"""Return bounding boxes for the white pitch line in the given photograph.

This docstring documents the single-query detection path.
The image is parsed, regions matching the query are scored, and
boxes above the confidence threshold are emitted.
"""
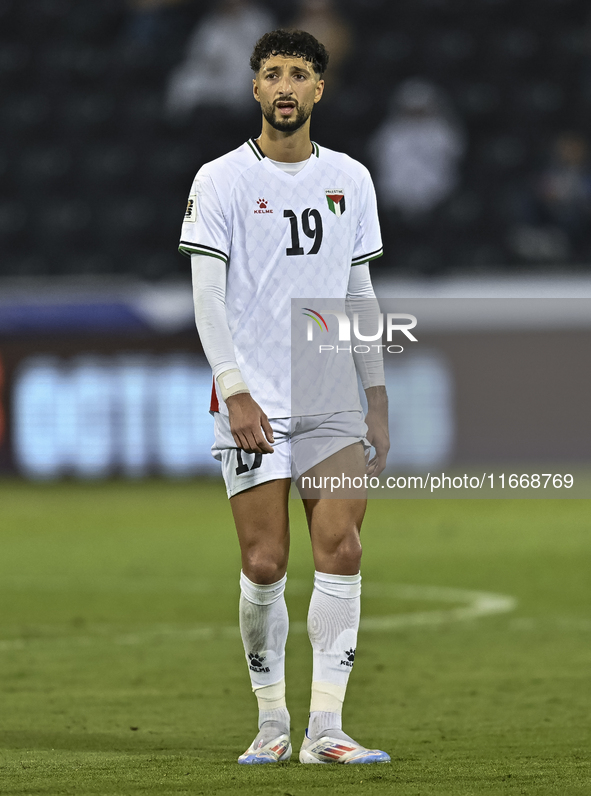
[360,583,517,631]
[0,583,516,651]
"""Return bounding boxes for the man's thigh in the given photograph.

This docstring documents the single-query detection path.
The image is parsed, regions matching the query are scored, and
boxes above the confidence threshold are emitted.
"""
[214,413,292,582]
[230,478,292,583]
[300,443,367,575]
[297,439,368,501]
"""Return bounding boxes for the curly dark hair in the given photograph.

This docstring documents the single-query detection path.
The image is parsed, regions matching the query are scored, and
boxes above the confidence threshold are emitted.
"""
[250,29,329,76]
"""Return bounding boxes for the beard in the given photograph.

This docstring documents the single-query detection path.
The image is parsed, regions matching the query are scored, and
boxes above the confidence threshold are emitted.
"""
[262,100,312,133]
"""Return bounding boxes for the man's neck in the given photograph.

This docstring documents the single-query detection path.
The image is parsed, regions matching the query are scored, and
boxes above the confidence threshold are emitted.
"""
[256,121,313,163]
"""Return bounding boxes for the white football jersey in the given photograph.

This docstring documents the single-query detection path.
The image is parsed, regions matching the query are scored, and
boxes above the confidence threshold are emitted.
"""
[179,138,383,418]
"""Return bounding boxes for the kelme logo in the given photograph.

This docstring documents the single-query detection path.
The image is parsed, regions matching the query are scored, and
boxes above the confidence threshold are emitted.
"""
[255,198,273,214]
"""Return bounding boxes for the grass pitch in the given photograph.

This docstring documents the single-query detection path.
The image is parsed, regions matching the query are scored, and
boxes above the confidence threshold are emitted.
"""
[0,480,589,795]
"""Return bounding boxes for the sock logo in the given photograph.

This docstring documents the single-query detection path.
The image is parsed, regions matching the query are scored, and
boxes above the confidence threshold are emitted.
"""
[340,648,356,667]
[248,652,270,673]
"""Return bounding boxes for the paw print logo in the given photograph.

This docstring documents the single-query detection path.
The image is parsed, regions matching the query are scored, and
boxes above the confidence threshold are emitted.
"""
[257,198,268,209]
[248,652,266,666]
[345,648,355,663]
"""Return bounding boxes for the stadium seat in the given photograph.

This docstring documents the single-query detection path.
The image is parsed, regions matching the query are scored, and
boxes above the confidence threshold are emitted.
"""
[515,81,565,115]
[0,42,32,86]
[39,200,92,241]
[371,32,414,66]
[494,28,539,60]
[131,249,186,279]
[426,29,475,64]
[111,45,167,88]
[62,3,120,39]
[0,201,27,240]
[455,82,501,117]
[81,144,138,190]
[479,135,528,170]
[120,91,163,133]
[40,43,112,82]
[96,197,158,242]
[147,143,202,185]
[8,253,53,277]
[19,0,70,24]
[18,146,72,187]
[442,191,483,228]
[4,93,51,137]
[58,93,116,135]
[454,241,508,269]
[68,251,116,276]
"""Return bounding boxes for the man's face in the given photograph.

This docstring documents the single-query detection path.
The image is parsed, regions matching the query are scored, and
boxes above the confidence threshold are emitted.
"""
[253,55,324,133]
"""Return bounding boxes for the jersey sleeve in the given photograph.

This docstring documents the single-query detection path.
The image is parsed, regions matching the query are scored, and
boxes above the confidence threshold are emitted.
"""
[178,170,230,264]
[351,168,383,266]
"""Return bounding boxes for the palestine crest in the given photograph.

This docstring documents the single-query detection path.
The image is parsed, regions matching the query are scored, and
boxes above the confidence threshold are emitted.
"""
[325,189,346,217]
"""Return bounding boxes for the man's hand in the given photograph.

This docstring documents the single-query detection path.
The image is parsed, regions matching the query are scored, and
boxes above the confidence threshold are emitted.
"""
[225,393,275,454]
[364,385,389,477]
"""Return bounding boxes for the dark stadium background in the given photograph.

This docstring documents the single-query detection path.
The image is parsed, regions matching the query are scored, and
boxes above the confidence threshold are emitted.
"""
[0,0,590,478]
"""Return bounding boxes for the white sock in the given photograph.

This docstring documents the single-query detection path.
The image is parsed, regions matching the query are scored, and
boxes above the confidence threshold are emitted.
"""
[307,570,361,739]
[239,571,290,732]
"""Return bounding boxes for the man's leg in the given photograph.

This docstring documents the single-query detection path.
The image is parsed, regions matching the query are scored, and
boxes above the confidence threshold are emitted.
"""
[231,478,292,763]
[304,466,365,741]
[300,444,390,764]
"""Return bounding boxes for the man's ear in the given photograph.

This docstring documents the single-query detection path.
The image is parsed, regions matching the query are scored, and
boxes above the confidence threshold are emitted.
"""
[314,79,325,104]
[253,78,260,103]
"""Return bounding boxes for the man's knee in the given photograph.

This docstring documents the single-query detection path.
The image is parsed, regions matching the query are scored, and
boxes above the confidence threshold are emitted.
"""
[243,548,288,585]
[337,533,363,569]
[318,530,362,571]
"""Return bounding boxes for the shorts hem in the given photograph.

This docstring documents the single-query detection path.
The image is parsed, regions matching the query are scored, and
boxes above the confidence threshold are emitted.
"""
[226,470,292,499]
[291,437,368,482]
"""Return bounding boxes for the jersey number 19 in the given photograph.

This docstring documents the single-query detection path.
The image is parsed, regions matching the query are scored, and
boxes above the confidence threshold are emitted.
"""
[284,209,323,256]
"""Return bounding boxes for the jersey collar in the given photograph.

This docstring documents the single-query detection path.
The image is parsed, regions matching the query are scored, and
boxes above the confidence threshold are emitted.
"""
[247,138,265,160]
[247,138,320,161]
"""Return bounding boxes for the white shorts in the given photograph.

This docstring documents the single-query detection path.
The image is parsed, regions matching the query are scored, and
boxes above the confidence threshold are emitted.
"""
[212,410,369,498]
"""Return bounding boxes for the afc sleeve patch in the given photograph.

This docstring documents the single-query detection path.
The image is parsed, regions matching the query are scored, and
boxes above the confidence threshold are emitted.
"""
[185,193,197,222]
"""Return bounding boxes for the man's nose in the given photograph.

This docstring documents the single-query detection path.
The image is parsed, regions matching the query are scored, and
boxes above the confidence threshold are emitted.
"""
[277,77,293,95]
